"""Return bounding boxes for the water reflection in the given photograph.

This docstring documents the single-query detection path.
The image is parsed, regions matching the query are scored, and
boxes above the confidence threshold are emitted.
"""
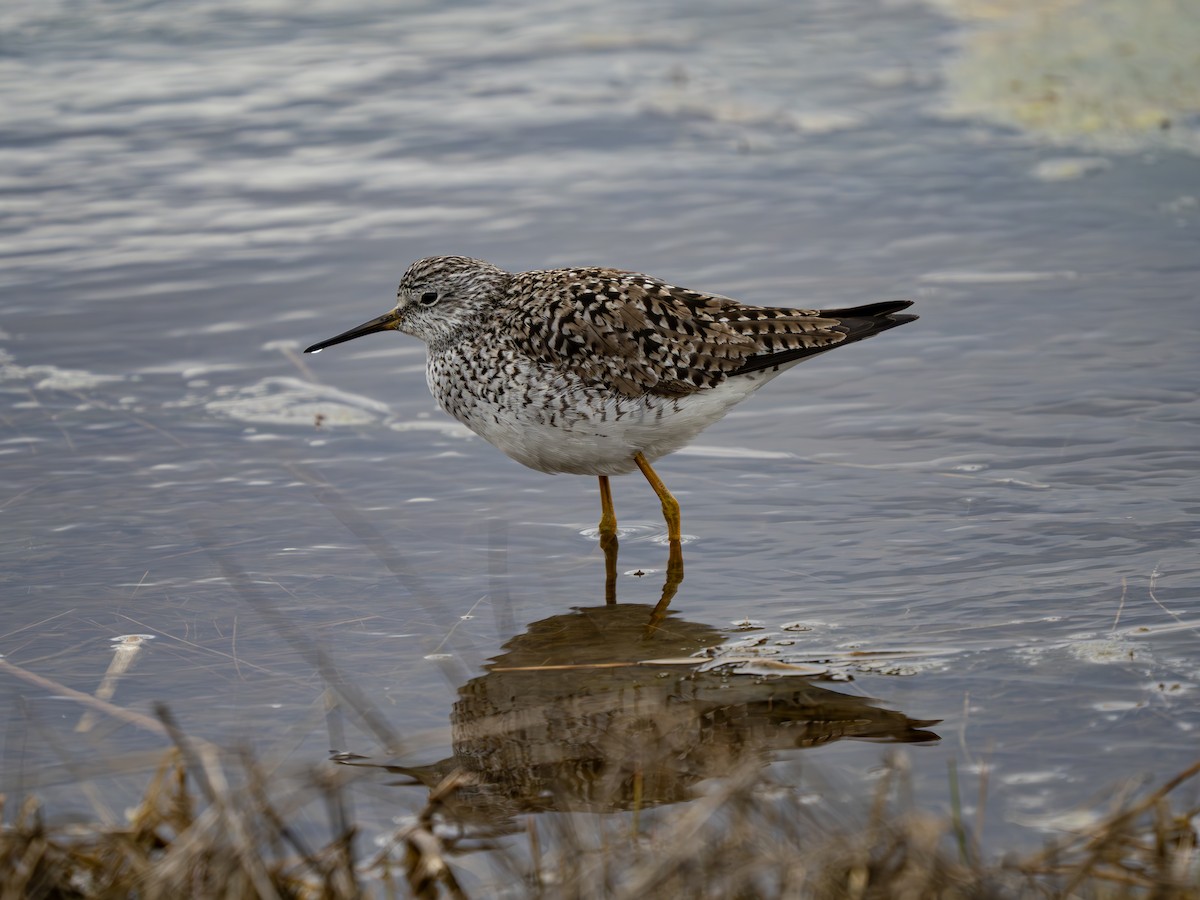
[351,602,938,826]
[599,527,683,613]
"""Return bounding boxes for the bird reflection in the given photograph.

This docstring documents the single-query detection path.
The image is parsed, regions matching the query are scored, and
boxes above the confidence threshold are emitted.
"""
[600,525,682,614]
[353,603,939,827]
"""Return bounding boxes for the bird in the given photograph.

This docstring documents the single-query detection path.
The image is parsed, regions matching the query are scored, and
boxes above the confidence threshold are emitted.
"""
[304,256,916,545]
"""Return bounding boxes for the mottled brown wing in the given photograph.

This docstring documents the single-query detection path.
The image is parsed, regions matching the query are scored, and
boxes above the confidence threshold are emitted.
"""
[501,267,853,399]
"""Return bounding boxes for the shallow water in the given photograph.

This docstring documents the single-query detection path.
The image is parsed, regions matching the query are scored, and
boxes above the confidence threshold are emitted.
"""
[3,0,1199,855]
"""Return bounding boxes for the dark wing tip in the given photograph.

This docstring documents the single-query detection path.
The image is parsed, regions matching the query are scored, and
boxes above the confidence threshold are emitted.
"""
[826,299,916,319]
[731,300,916,376]
[831,300,918,341]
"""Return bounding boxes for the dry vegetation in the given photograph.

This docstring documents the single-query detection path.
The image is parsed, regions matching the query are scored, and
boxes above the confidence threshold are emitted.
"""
[2,725,1197,899]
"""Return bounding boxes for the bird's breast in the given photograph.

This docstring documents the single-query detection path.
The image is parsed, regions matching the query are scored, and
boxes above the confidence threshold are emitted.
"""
[421,346,774,476]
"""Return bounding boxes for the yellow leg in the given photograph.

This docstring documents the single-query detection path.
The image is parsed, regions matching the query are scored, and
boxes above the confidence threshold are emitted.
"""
[597,475,619,604]
[633,452,681,543]
[597,475,617,538]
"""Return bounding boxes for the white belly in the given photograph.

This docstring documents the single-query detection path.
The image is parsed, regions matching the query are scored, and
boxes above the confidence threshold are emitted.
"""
[426,350,782,476]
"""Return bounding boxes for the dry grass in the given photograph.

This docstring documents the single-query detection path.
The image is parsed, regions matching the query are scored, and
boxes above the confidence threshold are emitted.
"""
[2,726,1196,899]
[2,745,360,900]
[500,755,1200,900]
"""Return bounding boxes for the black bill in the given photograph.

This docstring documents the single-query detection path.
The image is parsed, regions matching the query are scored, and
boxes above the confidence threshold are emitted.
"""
[304,310,401,353]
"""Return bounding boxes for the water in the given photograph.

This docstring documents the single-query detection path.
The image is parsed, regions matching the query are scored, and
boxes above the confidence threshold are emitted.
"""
[3,0,1198,855]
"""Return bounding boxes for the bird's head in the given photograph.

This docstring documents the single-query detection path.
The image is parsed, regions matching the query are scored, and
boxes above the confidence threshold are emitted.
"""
[304,256,510,354]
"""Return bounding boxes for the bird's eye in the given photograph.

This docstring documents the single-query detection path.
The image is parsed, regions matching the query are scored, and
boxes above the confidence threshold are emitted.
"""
[420,291,439,306]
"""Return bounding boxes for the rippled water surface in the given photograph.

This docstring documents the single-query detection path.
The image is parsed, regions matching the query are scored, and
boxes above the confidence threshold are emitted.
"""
[3,0,1198,854]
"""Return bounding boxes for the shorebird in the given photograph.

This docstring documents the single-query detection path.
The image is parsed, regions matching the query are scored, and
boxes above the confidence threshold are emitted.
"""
[305,256,916,544]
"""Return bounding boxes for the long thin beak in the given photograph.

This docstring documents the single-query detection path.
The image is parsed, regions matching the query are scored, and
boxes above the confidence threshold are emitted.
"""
[304,310,402,353]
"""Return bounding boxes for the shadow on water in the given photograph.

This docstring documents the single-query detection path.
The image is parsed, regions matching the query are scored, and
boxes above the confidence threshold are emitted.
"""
[343,598,940,828]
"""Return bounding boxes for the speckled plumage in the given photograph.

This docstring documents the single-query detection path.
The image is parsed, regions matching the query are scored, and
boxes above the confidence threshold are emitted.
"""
[305,256,916,534]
